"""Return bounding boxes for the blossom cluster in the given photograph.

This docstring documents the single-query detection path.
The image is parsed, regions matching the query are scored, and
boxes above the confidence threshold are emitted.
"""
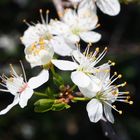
[0,0,133,123]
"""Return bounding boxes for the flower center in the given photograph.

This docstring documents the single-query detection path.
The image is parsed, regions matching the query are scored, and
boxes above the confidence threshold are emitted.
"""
[18,83,28,93]
[30,38,47,55]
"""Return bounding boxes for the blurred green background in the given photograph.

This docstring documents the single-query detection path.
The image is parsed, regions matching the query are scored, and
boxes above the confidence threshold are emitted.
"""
[0,0,140,140]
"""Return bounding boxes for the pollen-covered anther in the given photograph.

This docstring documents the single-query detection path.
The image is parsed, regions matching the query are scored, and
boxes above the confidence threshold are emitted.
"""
[46,10,49,14]
[108,60,115,66]
[39,9,43,14]
[129,101,133,105]
[119,110,123,115]
[118,74,122,79]
[95,47,99,52]
[114,72,117,75]
[104,47,108,51]
[117,82,127,88]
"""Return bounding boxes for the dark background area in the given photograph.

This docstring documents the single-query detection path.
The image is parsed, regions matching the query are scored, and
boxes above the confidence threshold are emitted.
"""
[0,0,140,140]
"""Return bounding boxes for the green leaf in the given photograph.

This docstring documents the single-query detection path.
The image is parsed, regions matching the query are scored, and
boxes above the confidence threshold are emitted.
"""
[52,102,71,111]
[34,99,55,113]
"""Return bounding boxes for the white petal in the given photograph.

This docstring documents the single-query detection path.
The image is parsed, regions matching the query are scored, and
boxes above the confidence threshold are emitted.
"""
[64,33,80,44]
[95,63,110,82]
[86,99,103,123]
[52,60,78,71]
[79,76,101,98]
[28,69,49,89]
[104,104,114,123]
[71,71,90,88]
[80,31,101,43]
[0,95,19,115]
[49,20,69,35]
[63,9,77,25]
[19,87,34,108]
[78,0,96,17]
[6,77,24,95]
[39,50,53,65]
[96,0,120,16]
[51,37,76,56]
[72,50,85,64]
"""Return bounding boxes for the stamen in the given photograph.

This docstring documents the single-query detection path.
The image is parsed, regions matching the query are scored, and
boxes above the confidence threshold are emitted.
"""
[23,19,31,26]
[93,47,107,65]
[39,9,45,24]
[20,60,27,83]
[104,101,122,114]
[46,10,49,24]
[116,82,127,88]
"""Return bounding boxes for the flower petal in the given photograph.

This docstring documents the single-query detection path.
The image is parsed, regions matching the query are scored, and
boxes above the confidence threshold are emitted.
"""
[104,104,114,123]
[52,60,78,71]
[51,37,76,56]
[79,76,101,98]
[28,69,49,89]
[71,71,90,88]
[49,20,69,35]
[63,9,77,25]
[64,33,80,43]
[72,50,85,64]
[78,0,96,18]
[95,63,110,83]
[0,95,19,115]
[80,31,101,43]
[96,0,120,16]
[86,99,103,123]
[19,87,34,108]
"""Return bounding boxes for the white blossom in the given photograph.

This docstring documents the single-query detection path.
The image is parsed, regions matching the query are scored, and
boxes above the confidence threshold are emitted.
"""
[79,66,133,123]
[24,39,54,68]
[21,10,76,56]
[52,47,112,88]
[49,2,101,43]
[70,0,120,16]
[0,63,49,115]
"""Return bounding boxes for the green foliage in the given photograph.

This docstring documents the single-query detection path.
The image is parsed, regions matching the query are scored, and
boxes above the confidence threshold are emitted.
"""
[34,99,71,113]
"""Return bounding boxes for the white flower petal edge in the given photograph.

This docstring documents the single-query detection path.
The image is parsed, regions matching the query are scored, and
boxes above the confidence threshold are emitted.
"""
[0,96,20,115]
[0,65,49,115]
[51,60,78,71]
[86,99,103,123]
[96,0,120,16]
[71,71,91,88]
[104,104,114,123]
[79,31,101,43]
[28,69,49,89]
[19,87,34,108]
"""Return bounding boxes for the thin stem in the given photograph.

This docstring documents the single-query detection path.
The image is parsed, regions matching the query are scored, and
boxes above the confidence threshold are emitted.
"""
[70,84,77,91]
[72,97,91,101]
[34,92,48,97]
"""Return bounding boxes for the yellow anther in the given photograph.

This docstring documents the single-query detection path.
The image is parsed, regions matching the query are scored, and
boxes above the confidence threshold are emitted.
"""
[96,47,99,52]
[119,110,122,115]
[127,96,130,99]
[114,72,117,75]
[46,10,49,14]
[23,19,26,23]
[104,47,108,50]
[124,91,130,94]
[129,101,133,105]
[118,74,122,78]
[111,62,115,66]
[113,105,116,108]
[39,9,43,13]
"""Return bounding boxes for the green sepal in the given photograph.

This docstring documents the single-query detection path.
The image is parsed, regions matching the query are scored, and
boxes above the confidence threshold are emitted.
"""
[34,99,71,113]
[52,102,71,111]
[34,99,55,113]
